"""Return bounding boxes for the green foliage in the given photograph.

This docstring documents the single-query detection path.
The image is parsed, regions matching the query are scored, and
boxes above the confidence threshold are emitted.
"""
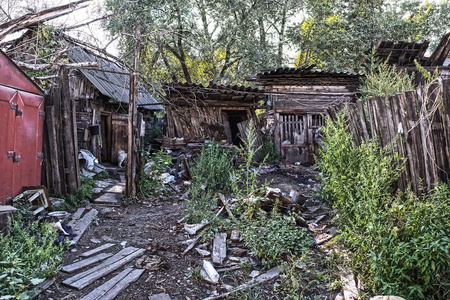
[260,132,282,162]
[240,212,311,268]
[105,0,301,85]
[233,284,264,300]
[191,142,234,192]
[289,0,450,72]
[189,266,204,281]
[138,150,172,198]
[95,170,109,179]
[360,51,415,99]
[232,120,266,198]
[316,108,450,299]
[59,175,96,210]
[183,142,234,224]
[414,59,440,84]
[0,214,64,299]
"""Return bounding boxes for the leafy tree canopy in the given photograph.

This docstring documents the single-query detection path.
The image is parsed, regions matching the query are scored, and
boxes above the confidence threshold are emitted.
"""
[105,0,450,83]
[105,0,303,85]
[289,0,450,72]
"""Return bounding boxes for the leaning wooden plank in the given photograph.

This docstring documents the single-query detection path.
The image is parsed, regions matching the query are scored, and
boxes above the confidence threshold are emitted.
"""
[70,209,99,245]
[80,243,116,258]
[62,252,113,273]
[64,248,145,290]
[80,268,145,300]
[63,247,139,286]
[201,267,280,300]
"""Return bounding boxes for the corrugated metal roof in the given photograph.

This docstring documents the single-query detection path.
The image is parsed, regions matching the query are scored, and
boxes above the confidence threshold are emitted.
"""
[68,46,163,110]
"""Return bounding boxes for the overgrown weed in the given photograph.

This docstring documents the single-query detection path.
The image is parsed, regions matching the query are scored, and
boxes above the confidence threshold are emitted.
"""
[138,149,172,198]
[316,107,450,299]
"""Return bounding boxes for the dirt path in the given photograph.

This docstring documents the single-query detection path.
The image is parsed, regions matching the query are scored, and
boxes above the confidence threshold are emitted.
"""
[37,164,341,300]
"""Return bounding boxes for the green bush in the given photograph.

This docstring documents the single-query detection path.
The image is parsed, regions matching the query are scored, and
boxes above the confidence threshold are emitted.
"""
[59,175,96,210]
[240,212,311,268]
[183,142,234,224]
[316,108,450,299]
[190,142,234,193]
[360,50,414,99]
[0,219,64,299]
[138,149,172,198]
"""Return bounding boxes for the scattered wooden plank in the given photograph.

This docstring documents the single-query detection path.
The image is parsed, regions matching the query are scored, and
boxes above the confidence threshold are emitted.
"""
[182,235,201,256]
[212,233,227,265]
[80,268,145,300]
[63,247,138,286]
[29,279,53,300]
[63,247,145,290]
[62,252,113,273]
[80,243,115,258]
[149,294,171,300]
[68,207,86,224]
[202,267,280,300]
[69,209,98,245]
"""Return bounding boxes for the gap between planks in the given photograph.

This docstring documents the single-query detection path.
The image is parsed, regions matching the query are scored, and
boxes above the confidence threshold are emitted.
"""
[62,247,145,290]
[62,252,113,273]
[80,267,145,300]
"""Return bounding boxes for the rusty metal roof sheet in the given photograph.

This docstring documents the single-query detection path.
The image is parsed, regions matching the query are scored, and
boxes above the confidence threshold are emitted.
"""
[68,46,163,110]
[255,65,363,77]
[163,81,266,102]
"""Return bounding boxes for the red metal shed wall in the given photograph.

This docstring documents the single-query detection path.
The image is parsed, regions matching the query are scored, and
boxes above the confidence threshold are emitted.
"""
[0,52,44,204]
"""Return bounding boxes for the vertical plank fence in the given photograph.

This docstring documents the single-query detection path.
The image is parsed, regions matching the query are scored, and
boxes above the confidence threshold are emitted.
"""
[327,85,450,195]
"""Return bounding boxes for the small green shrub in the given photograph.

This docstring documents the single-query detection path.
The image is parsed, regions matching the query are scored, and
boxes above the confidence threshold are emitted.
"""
[190,142,234,193]
[240,212,311,268]
[184,142,234,224]
[138,149,172,198]
[316,107,450,299]
[0,218,64,298]
[360,49,414,99]
[57,175,95,211]
[261,132,281,162]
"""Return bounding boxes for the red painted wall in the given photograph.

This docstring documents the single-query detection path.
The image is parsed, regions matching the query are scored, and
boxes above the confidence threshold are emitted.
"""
[0,50,44,204]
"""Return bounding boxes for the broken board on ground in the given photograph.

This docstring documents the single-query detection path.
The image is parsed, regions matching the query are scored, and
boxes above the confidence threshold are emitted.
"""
[62,247,145,290]
[80,267,145,300]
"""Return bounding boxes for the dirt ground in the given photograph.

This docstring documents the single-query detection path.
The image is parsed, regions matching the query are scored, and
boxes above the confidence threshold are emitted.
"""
[37,164,339,300]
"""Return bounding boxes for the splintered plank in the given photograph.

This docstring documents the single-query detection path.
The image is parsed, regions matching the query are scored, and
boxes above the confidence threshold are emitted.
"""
[62,252,113,273]
[80,268,145,300]
[69,209,98,245]
[80,243,115,258]
[62,247,145,290]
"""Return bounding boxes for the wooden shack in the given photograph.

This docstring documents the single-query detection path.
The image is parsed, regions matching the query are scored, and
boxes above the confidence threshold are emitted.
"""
[66,45,163,163]
[248,65,364,163]
[162,82,266,146]
[41,44,163,196]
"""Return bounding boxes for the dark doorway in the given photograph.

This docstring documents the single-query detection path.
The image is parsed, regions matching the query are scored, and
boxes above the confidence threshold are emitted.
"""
[224,110,248,145]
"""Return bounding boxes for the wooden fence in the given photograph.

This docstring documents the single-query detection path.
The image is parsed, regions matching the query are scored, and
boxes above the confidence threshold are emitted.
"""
[326,80,450,195]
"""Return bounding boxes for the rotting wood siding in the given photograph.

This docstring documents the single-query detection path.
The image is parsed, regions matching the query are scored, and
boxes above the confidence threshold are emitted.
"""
[163,82,266,144]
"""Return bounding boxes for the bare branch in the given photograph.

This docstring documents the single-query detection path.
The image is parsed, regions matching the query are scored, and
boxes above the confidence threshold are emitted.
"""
[0,0,91,41]
[14,60,98,71]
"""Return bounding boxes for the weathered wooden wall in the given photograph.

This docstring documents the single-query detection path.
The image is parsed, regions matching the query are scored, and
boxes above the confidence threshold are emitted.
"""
[327,84,450,195]
[42,68,80,196]
[166,105,256,143]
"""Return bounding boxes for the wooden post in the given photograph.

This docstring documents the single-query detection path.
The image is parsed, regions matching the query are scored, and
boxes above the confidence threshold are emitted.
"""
[60,67,78,195]
[126,24,141,197]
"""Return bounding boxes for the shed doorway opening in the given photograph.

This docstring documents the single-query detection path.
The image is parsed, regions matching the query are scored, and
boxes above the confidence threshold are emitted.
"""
[223,110,248,146]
